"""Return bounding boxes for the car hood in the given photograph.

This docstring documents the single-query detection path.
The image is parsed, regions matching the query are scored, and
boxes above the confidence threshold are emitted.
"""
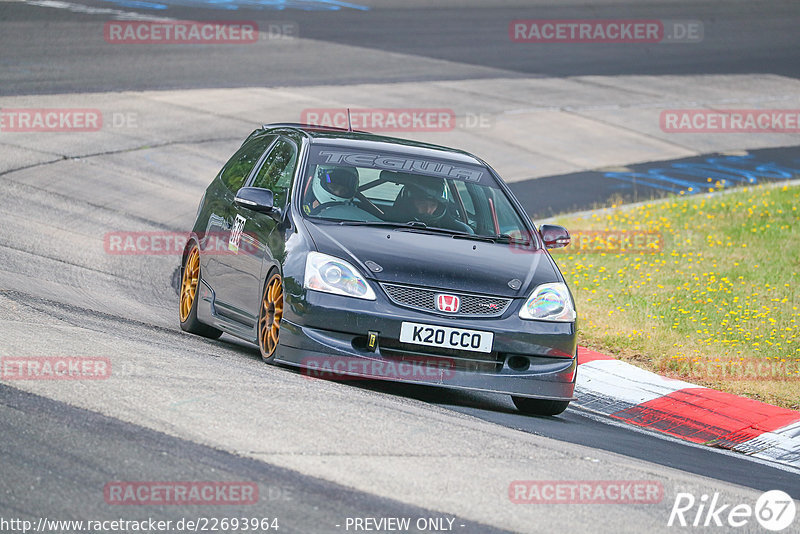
[303,222,559,298]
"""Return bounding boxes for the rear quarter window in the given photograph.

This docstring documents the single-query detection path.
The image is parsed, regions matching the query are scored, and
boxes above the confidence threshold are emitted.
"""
[218,135,275,192]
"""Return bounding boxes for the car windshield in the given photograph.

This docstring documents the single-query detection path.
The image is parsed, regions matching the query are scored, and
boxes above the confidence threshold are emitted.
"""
[300,145,532,243]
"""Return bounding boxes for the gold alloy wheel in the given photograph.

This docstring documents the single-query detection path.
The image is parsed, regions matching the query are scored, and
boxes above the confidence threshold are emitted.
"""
[179,247,200,322]
[259,273,283,359]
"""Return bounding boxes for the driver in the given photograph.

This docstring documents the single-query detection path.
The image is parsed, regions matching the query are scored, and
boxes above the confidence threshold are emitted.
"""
[308,166,358,211]
[403,181,470,233]
[410,189,445,221]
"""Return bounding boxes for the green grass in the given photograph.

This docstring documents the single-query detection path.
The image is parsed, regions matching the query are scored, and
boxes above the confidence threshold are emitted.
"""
[550,182,800,409]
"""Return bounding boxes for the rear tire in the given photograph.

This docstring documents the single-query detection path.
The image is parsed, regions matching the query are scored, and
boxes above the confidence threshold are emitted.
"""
[511,396,570,416]
[258,271,284,363]
[179,244,223,339]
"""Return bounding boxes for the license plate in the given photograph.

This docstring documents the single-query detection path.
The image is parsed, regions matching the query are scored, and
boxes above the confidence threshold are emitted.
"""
[399,322,494,353]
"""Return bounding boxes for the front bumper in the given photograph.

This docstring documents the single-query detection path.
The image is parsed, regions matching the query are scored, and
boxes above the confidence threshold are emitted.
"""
[276,289,577,400]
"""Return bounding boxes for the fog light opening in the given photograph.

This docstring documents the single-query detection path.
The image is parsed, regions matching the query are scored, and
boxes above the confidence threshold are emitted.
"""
[507,355,531,372]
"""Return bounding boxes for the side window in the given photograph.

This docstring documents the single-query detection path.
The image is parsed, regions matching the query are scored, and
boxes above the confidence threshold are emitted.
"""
[218,135,274,193]
[251,138,298,208]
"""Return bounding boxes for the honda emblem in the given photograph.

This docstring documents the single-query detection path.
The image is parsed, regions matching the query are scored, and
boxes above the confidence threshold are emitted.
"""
[436,294,460,313]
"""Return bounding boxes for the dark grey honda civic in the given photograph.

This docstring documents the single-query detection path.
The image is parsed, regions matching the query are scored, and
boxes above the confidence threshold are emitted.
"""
[179,123,577,415]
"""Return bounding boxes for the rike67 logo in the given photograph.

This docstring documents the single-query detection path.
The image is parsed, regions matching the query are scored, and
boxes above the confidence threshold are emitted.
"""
[668,490,796,531]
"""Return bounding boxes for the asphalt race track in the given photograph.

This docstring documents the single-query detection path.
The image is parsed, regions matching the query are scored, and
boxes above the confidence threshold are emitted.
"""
[2,0,800,95]
[1,1,799,533]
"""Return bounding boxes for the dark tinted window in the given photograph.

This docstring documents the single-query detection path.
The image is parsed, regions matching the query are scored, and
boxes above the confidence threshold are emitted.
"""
[218,135,275,192]
[251,138,298,208]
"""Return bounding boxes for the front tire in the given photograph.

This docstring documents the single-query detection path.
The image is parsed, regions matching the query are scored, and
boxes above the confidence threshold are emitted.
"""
[258,271,284,363]
[512,396,570,416]
[179,244,223,339]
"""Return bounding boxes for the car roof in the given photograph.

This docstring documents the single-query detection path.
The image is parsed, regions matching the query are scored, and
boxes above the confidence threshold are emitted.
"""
[261,123,484,166]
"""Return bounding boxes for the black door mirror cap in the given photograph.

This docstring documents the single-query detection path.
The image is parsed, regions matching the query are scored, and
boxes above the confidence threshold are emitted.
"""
[235,187,277,216]
[539,224,571,249]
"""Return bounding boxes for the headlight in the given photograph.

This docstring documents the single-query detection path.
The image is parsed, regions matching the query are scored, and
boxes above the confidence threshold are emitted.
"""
[304,252,376,300]
[519,282,576,322]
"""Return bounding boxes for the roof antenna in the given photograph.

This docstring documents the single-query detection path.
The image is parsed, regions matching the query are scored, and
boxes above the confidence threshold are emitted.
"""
[346,108,353,132]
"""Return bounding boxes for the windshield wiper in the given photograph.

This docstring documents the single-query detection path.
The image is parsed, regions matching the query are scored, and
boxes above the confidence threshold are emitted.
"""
[334,221,531,244]
[336,220,427,229]
[451,234,496,243]
[493,233,532,245]
[337,220,465,235]
[453,233,532,245]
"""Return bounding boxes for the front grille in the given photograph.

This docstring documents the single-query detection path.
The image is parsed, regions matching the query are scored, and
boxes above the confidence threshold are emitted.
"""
[381,283,511,318]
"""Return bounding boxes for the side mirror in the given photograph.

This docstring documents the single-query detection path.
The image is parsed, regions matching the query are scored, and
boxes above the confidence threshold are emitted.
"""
[539,224,570,249]
[235,187,278,217]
